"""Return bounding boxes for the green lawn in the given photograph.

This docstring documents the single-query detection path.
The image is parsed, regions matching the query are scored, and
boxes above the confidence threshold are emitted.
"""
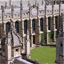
[31,46,56,64]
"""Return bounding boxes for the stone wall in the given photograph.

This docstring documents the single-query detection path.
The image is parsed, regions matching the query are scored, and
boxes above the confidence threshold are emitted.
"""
[0,23,4,39]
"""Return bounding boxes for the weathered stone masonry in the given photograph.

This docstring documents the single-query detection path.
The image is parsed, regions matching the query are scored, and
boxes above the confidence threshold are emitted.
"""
[0,0,63,48]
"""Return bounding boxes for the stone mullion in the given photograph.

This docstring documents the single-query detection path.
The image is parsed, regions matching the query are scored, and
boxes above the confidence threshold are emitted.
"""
[46,17,48,32]
[53,16,55,30]
[37,18,40,33]
[21,20,25,48]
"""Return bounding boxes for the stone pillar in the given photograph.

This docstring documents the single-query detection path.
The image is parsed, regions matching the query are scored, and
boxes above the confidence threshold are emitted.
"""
[25,31,30,59]
[28,4,33,47]
[53,16,56,42]
[1,6,5,22]
[45,17,48,44]
[35,18,41,44]
[4,23,6,34]
[51,16,56,42]
[29,19,33,47]
[21,20,25,49]
[35,5,41,44]
[1,6,5,36]
[20,0,23,48]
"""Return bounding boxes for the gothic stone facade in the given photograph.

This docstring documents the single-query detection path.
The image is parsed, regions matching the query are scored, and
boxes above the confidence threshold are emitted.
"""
[0,1,63,48]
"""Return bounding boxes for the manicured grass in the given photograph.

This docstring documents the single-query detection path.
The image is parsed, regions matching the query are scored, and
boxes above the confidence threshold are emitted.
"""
[31,46,56,64]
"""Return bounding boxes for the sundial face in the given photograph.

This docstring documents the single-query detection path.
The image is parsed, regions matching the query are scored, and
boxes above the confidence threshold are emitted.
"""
[31,8,37,16]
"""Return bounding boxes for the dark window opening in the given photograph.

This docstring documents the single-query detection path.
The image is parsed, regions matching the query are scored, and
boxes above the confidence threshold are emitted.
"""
[48,17,51,30]
[33,35,35,44]
[32,19,36,33]
[15,21,19,33]
[24,20,27,34]
[40,18,43,31]
[6,22,11,34]
[55,16,57,29]
[60,43,63,47]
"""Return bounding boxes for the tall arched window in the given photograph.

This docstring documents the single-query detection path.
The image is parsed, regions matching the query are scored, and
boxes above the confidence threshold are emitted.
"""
[32,19,36,33]
[6,22,11,34]
[48,17,51,30]
[15,21,19,33]
[24,20,27,34]
[40,18,43,31]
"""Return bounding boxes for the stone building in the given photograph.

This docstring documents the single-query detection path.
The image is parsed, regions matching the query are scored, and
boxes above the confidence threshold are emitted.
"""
[0,0,64,49]
[0,19,33,64]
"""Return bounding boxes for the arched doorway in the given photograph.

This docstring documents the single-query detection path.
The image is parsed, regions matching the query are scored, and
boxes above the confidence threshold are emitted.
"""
[6,22,11,34]
[15,21,19,33]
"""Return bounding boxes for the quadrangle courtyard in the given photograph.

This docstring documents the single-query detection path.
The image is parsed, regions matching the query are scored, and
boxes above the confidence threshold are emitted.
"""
[31,46,56,64]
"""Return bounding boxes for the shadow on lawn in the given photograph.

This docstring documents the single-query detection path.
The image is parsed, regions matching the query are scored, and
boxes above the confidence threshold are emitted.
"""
[49,46,56,48]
